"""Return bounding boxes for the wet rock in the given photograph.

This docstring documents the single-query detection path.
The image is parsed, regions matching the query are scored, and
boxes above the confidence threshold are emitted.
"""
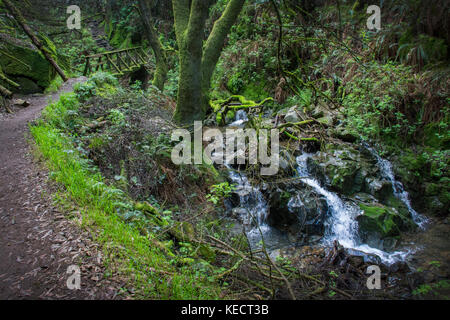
[311,104,325,118]
[316,115,334,127]
[345,248,382,265]
[389,261,411,274]
[357,203,401,236]
[230,207,248,220]
[331,126,359,143]
[283,105,307,123]
[278,149,297,176]
[384,196,416,231]
[305,143,384,196]
[267,188,294,228]
[303,154,327,185]
[365,178,393,201]
[284,106,300,123]
[227,191,241,207]
[267,185,329,237]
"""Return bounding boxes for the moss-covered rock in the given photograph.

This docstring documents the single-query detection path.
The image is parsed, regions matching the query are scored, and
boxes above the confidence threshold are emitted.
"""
[365,178,393,201]
[357,203,403,238]
[10,77,42,94]
[308,144,373,195]
[330,125,359,143]
[0,43,56,92]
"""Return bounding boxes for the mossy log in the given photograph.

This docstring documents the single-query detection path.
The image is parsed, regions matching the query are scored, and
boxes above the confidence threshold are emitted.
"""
[212,95,274,125]
[0,71,20,88]
[0,83,12,98]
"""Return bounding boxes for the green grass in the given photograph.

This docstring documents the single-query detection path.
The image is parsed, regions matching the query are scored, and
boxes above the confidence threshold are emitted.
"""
[30,93,222,299]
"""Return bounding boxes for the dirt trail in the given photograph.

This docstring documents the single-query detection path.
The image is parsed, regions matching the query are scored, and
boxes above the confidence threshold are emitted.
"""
[0,78,123,299]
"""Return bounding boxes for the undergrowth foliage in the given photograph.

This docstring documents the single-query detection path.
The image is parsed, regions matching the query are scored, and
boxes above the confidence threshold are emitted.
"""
[31,79,225,299]
[33,73,373,300]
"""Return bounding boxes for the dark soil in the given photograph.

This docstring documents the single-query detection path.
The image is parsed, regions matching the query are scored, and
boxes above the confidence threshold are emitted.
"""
[0,79,124,299]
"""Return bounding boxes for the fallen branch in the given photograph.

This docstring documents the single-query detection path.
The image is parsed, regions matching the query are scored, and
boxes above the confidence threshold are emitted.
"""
[277,119,314,129]
[0,83,12,98]
[0,71,19,88]
[3,0,68,82]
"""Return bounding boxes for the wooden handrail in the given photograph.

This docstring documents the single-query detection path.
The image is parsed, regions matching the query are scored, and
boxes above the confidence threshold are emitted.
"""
[82,46,152,76]
[84,47,143,59]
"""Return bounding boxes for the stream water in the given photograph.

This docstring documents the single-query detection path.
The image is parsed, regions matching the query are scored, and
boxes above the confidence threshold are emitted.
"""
[226,165,290,251]
[295,153,412,264]
[362,142,428,228]
[225,113,425,264]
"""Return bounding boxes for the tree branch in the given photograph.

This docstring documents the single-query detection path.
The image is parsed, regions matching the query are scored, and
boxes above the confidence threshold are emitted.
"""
[2,0,68,82]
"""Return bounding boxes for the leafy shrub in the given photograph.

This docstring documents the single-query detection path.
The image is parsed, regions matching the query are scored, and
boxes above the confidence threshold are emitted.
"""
[74,72,118,102]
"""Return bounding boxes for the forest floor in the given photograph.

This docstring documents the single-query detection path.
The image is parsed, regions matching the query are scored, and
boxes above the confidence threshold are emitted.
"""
[0,78,125,299]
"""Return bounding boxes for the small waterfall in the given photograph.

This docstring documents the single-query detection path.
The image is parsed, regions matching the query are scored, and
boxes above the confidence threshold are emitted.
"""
[228,110,248,127]
[226,164,289,250]
[362,143,428,228]
[295,153,411,264]
[227,166,269,226]
[296,154,359,248]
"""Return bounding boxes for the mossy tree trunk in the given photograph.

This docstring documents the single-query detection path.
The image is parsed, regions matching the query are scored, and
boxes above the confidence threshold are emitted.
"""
[172,0,246,125]
[138,0,168,91]
[3,0,68,82]
[200,0,246,113]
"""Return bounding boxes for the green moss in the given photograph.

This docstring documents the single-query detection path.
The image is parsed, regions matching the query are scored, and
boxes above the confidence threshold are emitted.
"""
[326,164,359,195]
[197,244,216,263]
[225,109,236,123]
[10,77,41,94]
[211,95,273,125]
[384,196,417,231]
[357,203,401,238]
[0,44,56,90]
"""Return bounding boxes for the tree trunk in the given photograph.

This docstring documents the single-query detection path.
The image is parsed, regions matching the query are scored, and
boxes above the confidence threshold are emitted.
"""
[172,0,245,125]
[3,0,68,82]
[173,0,212,124]
[201,0,246,108]
[138,0,168,91]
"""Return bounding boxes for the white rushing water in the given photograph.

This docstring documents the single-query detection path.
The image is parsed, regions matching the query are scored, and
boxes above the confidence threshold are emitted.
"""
[227,166,269,226]
[226,165,289,250]
[228,110,249,127]
[224,112,289,250]
[362,143,428,228]
[223,112,418,263]
[295,153,411,264]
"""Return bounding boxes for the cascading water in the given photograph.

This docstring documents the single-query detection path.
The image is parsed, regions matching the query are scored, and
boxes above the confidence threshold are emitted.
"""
[296,154,359,248]
[226,165,290,250]
[362,143,428,228]
[223,112,417,263]
[295,153,411,264]
[226,165,268,226]
[228,110,249,127]
[224,112,288,250]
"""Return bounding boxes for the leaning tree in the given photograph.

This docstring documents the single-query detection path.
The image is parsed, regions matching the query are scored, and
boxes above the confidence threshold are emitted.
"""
[138,0,168,91]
